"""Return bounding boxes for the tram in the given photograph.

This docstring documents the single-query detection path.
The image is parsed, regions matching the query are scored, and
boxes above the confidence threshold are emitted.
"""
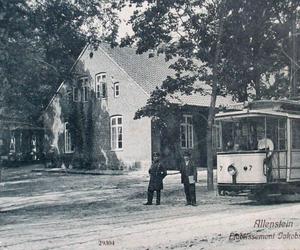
[216,99,300,199]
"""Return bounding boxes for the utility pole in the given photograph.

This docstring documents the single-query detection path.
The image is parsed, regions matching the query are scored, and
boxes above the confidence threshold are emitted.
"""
[291,8,298,97]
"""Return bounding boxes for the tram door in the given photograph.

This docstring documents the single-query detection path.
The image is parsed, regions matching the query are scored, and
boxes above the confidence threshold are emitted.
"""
[268,118,288,182]
[289,119,300,181]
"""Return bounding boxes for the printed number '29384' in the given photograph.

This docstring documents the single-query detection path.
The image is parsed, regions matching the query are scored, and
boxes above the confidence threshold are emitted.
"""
[98,240,115,246]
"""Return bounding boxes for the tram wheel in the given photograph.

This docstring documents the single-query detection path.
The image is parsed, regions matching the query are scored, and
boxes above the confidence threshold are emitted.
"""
[249,189,271,204]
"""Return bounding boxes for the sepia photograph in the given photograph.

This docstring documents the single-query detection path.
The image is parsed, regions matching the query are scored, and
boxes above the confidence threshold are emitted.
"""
[1,0,300,249]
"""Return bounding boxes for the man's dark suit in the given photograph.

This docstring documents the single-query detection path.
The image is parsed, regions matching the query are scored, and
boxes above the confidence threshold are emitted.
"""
[180,159,197,205]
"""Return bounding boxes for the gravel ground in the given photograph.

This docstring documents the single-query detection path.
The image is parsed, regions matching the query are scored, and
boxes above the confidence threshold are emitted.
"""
[0,165,300,250]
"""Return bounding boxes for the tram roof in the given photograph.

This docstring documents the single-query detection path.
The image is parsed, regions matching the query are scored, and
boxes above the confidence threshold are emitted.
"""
[216,99,300,120]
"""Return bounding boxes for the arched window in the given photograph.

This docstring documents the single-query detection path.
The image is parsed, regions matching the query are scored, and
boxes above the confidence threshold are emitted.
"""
[73,77,89,102]
[114,82,120,97]
[80,77,89,102]
[64,122,74,153]
[95,73,107,99]
[110,116,123,150]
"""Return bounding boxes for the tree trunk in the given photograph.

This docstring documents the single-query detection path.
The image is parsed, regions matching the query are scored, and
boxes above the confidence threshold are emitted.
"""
[254,73,261,100]
[206,2,224,191]
[206,90,217,191]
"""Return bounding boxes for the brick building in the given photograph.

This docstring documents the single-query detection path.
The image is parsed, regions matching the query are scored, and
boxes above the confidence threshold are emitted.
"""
[43,44,234,170]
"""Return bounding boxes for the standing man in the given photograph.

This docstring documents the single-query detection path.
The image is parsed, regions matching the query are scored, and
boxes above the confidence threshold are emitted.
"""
[144,152,167,205]
[180,151,197,206]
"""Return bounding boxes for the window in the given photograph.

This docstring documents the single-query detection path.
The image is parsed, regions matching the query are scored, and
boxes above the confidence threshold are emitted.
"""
[219,116,287,152]
[9,133,16,153]
[64,122,74,153]
[73,77,88,102]
[111,116,123,150]
[278,119,286,150]
[214,122,222,150]
[68,90,73,102]
[292,119,300,149]
[102,82,107,98]
[95,73,107,99]
[79,77,89,102]
[180,115,194,149]
[73,87,80,102]
[114,82,120,97]
[82,85,88,102]
[31,135,37,150]
[96,83,101,99]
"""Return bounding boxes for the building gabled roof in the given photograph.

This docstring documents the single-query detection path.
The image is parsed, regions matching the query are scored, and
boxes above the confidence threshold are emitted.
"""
[45,43,235,110]
[100,43,173,94]
[99,43,235,107]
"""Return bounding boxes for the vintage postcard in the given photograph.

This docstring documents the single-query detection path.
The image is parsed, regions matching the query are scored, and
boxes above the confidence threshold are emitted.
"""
[1,1,300,249]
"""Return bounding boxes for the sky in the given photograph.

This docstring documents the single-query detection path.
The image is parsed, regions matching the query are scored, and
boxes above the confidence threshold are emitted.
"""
[117,4,135,38]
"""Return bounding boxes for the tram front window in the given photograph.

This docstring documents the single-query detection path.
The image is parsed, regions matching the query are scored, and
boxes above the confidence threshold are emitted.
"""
[217,116,286,152]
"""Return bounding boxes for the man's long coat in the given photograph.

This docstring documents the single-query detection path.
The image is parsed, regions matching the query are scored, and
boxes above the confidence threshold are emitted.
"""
[148,162,167,191]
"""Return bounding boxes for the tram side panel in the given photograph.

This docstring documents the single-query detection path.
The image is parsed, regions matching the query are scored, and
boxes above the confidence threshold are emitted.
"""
[217,153,267,184]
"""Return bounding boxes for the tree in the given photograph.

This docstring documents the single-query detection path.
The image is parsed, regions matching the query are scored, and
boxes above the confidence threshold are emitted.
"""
[117,0,232,190]
[219,0,293,101]
[0,0,118,121]
[118,0,295,190]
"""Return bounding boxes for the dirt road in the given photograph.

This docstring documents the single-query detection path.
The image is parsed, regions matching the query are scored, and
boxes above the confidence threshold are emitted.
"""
[0,165,300,250]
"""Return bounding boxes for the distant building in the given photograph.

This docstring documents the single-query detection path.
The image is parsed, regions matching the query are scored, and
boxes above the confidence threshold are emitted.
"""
[43,44,234,170]
[0,115,44,165]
